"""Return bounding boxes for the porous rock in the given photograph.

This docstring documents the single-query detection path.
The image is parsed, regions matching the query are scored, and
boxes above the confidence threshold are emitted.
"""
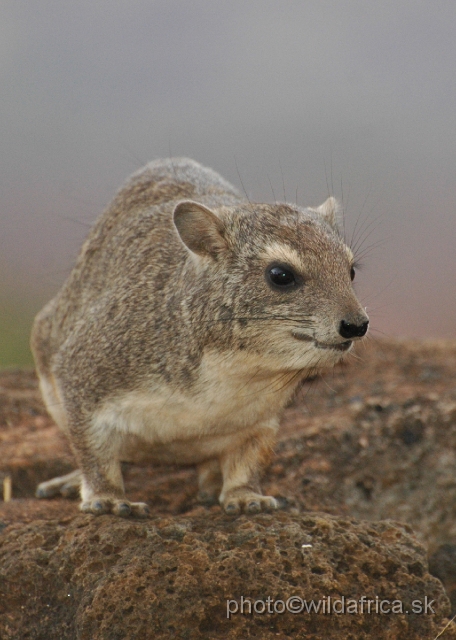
[0,511,449,639]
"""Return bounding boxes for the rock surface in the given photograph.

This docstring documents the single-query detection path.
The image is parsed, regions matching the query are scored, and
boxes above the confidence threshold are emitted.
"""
[0,512,449,640]
[1,339,456,638]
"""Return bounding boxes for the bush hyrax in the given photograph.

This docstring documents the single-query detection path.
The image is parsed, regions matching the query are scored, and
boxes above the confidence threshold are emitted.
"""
[32,158,369,517]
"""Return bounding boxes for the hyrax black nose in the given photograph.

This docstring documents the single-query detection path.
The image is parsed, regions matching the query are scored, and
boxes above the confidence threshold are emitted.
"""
[339,319,369,339]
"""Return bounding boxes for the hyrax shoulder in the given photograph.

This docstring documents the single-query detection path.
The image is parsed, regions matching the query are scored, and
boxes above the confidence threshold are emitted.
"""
[32,157,368,517]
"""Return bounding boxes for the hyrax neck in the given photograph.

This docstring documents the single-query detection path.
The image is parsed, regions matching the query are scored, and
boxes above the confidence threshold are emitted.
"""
[196,348,303,416]
[185,347,303,426]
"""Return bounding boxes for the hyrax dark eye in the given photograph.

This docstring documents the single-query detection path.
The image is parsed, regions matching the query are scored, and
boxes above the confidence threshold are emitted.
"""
[266,264,297,290]
[350,266,356,281]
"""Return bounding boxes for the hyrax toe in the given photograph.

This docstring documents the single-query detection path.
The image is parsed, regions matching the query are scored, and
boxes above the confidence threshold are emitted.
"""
[60,482,80,499]
[80,499,112,515]
[128,502,150,518]
[112,501,132,517]
[36,484,56,499]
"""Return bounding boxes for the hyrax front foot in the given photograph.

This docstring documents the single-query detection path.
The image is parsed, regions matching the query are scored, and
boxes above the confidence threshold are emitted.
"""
[221,487,278,515]
[80,497,150,518]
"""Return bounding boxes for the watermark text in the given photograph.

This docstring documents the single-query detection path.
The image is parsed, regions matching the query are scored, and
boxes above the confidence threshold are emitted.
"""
[226,595,436,619]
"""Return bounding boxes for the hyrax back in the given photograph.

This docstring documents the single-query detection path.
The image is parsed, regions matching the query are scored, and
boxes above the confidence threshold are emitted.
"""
[32,158,368,517]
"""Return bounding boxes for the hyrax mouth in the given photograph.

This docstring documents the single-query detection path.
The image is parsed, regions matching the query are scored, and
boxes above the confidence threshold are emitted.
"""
[292,331,352,352]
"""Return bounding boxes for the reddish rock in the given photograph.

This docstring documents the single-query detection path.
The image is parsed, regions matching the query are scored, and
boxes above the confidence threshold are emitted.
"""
[0,513,450,639]
[1,339,456,638]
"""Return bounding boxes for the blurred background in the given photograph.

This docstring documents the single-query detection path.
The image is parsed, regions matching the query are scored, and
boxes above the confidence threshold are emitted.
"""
[1,1,455,367]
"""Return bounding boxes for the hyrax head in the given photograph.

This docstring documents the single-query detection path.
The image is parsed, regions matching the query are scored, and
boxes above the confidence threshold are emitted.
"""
[173,196,368,371]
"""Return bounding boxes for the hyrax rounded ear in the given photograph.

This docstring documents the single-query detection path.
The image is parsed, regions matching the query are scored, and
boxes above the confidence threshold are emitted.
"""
[310,196,340,231]
[173,200,228,259]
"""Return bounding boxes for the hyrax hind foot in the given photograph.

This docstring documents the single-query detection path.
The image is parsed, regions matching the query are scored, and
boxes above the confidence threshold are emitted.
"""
[80,497,150,518]
[221,487,278,515]
[36,469,82,499]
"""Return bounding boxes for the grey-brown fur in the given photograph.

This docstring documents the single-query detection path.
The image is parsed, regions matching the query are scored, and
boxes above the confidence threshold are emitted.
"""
[32,158,368,517]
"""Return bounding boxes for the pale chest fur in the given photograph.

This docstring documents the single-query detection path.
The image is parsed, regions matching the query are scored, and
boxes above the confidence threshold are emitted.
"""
[93,350,298,464]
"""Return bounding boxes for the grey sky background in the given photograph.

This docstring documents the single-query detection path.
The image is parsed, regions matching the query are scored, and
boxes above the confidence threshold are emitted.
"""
[1,1,456,360]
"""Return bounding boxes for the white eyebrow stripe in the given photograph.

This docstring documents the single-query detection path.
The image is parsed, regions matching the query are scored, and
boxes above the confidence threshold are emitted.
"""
[344,245,354,262]
[261,242,304,272]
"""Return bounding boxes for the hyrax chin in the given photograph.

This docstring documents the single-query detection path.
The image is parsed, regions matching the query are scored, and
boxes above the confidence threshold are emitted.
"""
[32,157,368,518]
